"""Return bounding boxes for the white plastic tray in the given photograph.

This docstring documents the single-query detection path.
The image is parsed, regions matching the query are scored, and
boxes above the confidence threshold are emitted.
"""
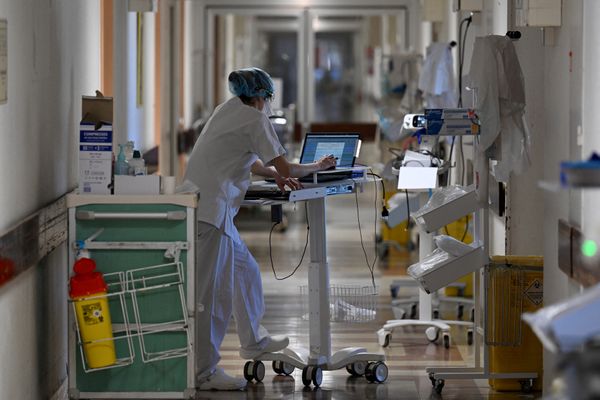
[408,246,486,294]
[386,192,420,228]
[412,185,478,233]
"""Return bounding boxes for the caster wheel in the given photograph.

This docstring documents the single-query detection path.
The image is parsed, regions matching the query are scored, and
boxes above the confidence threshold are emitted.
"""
[281,362,294,376]
[399,309,407,319]
[443,333,450,349]
[252,360,265,382]
[365,362,376,382]
[364,361,388,383]
[382,333,391,348]
[434,379,445,394]
[410,303,418,319]
[425,327,439,343]
[302,366,312,386]
[470,307,475,322]
[467,329,474,346]
[432,309,440,319]
[244,361,254,382]
[346,361,367,377]
[428,372,436,386]
[272,360,283,375]
[457,304,464,320]
[520,379,534,393]
[311,366,323,387]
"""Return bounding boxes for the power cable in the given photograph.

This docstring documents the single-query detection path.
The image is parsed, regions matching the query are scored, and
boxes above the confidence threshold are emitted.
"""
[268,202,310,280]
[352,177,378,290]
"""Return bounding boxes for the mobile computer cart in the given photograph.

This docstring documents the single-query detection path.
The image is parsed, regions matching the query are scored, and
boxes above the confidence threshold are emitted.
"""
[241,177,388,387]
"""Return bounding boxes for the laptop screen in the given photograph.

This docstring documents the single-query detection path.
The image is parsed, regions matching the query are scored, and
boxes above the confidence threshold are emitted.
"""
[299,133,360,168]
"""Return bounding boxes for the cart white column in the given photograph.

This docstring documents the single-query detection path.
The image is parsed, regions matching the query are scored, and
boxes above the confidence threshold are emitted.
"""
[307,197,332,365]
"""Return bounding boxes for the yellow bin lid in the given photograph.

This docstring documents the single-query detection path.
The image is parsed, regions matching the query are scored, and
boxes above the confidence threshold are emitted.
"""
[490,255,543,267]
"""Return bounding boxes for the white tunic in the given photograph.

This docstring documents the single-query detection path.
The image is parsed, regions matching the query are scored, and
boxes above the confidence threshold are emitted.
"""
[181,96,285,241]
[418,42,457,108]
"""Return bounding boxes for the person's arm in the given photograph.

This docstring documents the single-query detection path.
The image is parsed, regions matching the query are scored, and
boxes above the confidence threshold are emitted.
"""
[251,160,302,191]
[270,154,336,179]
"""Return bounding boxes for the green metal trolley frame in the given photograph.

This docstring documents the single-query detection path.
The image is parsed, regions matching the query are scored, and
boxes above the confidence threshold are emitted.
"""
[66,194,197,399]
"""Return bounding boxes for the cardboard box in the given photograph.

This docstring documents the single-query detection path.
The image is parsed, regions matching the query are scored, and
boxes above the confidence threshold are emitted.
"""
[82,94,113,126]
[114,175,160,195]
[79,93,113,194]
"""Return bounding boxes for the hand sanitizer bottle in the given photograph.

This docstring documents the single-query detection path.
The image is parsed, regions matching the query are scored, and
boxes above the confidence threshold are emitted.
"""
[114,144,129,175]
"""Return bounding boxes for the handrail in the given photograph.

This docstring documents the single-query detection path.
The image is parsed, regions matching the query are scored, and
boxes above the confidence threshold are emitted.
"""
[75,210,187,221]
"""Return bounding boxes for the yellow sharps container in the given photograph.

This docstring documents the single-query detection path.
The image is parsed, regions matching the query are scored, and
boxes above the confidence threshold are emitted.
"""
[69,257,116,369]
[488,256,543,392]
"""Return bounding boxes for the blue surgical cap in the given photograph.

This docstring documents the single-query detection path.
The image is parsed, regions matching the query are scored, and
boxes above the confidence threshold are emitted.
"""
[228,67,274,99]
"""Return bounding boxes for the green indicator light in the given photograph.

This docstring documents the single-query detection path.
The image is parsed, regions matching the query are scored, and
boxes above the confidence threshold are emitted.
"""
[582,240,598,258]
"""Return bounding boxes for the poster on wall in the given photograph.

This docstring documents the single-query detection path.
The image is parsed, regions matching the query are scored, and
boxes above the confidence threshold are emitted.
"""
[0,19,6,104]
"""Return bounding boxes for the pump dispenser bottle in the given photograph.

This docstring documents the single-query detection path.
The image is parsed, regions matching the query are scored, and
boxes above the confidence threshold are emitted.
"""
[128,150,146,176]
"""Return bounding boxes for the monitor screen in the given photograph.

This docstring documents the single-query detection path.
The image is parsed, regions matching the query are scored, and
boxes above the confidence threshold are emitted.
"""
[299,133,360,167]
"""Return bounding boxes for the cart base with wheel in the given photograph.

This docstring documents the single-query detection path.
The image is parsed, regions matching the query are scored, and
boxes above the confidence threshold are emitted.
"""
[242,346,388,387]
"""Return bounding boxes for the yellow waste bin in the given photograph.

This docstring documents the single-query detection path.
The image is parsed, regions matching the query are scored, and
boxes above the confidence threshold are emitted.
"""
[69,257,116,369]
[487,256,543,392]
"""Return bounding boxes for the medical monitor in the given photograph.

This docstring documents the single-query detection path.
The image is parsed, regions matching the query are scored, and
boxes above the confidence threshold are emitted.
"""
[299,133,361,168]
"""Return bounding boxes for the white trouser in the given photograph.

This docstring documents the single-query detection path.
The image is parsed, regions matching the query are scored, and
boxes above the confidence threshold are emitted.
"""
[195,221,269,380]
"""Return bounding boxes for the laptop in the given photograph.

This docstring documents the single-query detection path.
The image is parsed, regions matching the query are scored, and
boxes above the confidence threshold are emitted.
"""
[298,133,362,183]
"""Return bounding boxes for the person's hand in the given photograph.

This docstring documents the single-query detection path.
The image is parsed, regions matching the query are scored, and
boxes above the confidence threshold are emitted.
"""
[274,174,303,192]
[317,154,337,171]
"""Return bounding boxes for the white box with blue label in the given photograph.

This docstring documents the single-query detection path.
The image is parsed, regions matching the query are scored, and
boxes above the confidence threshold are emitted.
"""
[425,108,479,136]
[79,124,113,194]
[79,93,114,194]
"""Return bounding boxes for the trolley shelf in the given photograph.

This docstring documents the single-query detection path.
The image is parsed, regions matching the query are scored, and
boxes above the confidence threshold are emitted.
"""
[412,185,478,233]
[408,245,486,294]
[126,262,191,364]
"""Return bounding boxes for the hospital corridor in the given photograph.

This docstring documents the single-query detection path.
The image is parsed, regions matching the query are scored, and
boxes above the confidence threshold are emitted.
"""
[1,1,600,399]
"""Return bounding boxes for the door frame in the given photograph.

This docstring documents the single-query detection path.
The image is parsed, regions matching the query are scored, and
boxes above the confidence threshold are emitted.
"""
[201,2,416,127]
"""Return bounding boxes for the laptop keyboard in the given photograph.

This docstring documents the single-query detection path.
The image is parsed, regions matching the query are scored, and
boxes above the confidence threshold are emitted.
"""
[244,188,290,200]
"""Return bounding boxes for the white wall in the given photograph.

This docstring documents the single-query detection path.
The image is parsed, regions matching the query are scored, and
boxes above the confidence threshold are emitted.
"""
[183,0,194,126]
[485,0,584,390]
[126,11,145,150]
[143,11,157,150]
[582,2,600,249]
[0,1,100,398]
[533,1,583,389]
[507,30,545,256]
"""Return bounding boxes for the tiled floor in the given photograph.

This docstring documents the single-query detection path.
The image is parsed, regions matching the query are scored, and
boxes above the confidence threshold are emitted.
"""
[203,190,543,400]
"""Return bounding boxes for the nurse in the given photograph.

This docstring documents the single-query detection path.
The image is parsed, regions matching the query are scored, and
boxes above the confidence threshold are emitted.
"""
[180,67,336,391]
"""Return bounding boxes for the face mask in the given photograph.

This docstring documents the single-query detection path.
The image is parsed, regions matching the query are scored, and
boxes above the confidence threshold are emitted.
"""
[262,101,273,117]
